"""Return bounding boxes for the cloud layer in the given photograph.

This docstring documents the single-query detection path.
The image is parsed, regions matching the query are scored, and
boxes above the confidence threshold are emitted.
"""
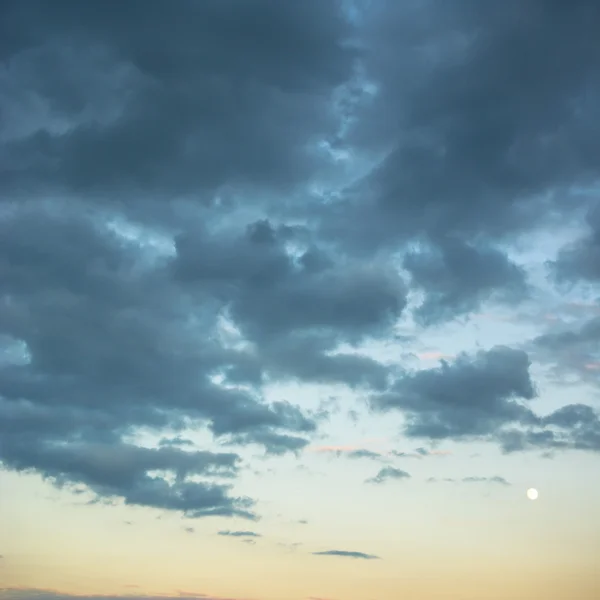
[1,0,600,526]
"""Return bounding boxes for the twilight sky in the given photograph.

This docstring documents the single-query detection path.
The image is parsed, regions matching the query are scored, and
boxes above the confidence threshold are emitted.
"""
[1,1,600,600]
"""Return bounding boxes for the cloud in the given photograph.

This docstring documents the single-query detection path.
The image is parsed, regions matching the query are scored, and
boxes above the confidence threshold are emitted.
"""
[462,476,510,485]
[427,476,509,485]
[217,530,261,538]
[391,447,451,459]
[403,237,529,325]
[371,346,537,441]
[0,210,325,516]
[1,0,600,530]
[533,316,600,383]
[173,221,403,391]
[0,434,256,519]
[0,0,357,199]
[311,446,382,460]
[0,590,243,600]
[318,0,600,321]
[366,466,410,485]
[551,206,600,284]
[312,445,362,454]
[498,404,600,453]
[347,449,382,460]
[312,550,380,560]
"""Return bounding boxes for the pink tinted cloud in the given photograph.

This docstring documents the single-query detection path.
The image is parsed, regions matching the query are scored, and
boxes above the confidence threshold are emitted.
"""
[417,351,454,361]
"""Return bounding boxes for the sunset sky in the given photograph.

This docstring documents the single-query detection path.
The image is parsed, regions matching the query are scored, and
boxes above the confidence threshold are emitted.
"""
[1,2,600,600]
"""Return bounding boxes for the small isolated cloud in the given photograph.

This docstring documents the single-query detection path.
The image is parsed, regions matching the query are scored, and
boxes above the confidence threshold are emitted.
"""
[428,476,509,485]
[462,476,510,485]
[312,550,380,560]
[217,530,261,538]
[184,527,195,534]
[366,466,410,484]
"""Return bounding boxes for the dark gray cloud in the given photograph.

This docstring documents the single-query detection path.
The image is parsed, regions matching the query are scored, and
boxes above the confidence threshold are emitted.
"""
[498,404,600,453]
[403,237,528,325]
[217,530,261,538]
[0,0,357,200]
[0,207,319,517]
[173,220,403,389]
[312,550,380,560]
[552,207,600,284]
[320,0,600,320]
[533,316,600,383]
[372,346,538,440]
[366,466,410,485]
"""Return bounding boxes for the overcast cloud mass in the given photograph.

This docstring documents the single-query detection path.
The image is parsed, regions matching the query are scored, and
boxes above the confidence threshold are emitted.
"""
[1,2,600,599]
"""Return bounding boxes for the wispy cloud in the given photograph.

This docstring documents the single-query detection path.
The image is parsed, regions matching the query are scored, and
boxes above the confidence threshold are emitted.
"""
[217,530,261,538]
[390,447,451,459]
[311,445,362,454]
[311,445,383,460]
[312,550,380,560]
[428,476,510,485]
[462,476,510,485]
[0,589,251,600]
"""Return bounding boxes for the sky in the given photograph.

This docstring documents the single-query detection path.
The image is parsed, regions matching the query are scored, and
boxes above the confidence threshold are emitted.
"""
[1,1,600,599]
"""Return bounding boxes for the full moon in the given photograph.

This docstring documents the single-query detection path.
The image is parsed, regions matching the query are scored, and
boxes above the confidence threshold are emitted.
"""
[527,488,539,500]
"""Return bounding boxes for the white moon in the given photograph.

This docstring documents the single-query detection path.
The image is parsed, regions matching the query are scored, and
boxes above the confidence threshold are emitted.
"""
[527,488,539,500]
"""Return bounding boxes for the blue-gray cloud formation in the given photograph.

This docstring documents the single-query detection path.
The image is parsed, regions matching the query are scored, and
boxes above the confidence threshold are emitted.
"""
[1,0,600,524]
[366,467,411,485]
